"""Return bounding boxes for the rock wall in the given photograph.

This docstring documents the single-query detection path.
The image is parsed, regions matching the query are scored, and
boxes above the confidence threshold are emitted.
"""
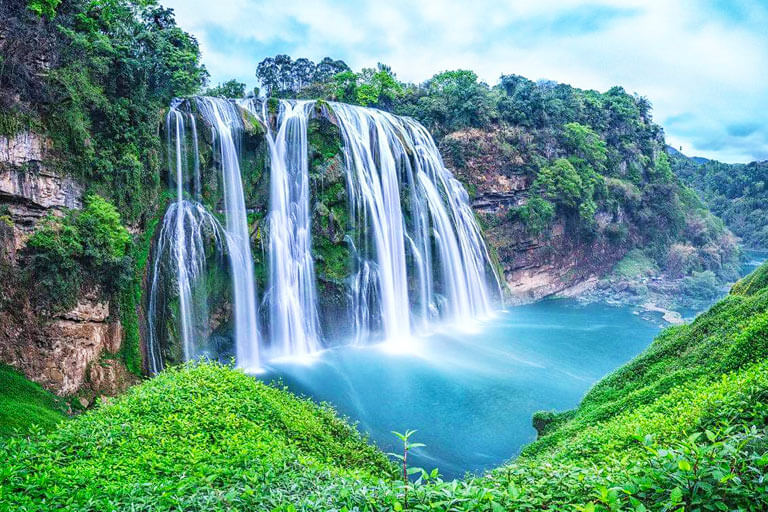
[0,291,134,398]
[442,128,628,303]
[0,131,137,400]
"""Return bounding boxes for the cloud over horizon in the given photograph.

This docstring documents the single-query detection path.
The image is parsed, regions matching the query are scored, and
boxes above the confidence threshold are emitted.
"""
[163,0,768,163]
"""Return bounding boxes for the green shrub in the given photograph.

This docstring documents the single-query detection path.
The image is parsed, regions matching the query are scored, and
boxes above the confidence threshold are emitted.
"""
[611,249,657,279]
[25,195,133,312]
[511,196,555,234]
[25,215,84,311]
[680,270,720,300]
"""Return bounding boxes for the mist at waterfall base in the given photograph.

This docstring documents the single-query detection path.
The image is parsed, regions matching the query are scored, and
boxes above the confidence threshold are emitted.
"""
[262,300,660,479]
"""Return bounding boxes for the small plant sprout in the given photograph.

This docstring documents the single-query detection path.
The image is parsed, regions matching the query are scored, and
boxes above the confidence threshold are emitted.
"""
[389,429,427,507]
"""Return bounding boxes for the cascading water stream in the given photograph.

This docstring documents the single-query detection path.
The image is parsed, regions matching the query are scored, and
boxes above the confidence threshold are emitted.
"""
[331,102,497,344]
[149,97,500,372]
[195,97,262,370]
[147,104,226,374]
[247,99,322,356]
[331,103,412,344]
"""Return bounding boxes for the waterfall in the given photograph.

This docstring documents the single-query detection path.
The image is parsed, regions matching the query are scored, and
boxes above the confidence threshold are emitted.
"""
[249,99,322,356]
[331,104,412,344]
[194,97,261,370]
[147,104,226,374]
[331,102,496,344]
[149,97,499,373]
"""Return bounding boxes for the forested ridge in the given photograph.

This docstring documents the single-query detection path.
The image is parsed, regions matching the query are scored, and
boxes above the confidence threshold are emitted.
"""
[669,148,768,249]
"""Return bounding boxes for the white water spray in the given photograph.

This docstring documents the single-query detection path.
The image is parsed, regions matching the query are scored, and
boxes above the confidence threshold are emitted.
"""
[149,97,499,372]
[195,97,261,370]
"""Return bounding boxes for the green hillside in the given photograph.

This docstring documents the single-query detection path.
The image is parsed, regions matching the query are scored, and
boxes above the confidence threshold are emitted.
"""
[0,364,66,437]
[669,150,768,249]
[3,263,768,510]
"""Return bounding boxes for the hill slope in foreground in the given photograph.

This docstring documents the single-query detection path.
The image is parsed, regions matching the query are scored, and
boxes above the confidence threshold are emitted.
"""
[2,265,768,511]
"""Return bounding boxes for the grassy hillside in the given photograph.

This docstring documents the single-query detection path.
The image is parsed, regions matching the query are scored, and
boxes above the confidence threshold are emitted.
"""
[0,364,66,437]
[0,362,394,510]
[2,264,768,510]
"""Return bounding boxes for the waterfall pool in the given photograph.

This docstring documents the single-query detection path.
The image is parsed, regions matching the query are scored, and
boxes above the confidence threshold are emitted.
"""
[260,299,662,479]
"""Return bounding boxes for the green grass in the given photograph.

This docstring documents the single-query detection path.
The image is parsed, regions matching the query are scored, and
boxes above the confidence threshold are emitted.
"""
[610,248,658,279]
[0,362,394,510]
[0,364,66,437]
[3,264,768,510]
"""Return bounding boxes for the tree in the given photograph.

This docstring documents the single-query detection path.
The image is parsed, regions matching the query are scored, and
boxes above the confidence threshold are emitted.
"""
[314,57,350,83]
[274,54,293,92]
[205,79,247,98]
[562,122,607,173]
[418,70,496,134]
[256,57,279,96]
[293,58,316,90]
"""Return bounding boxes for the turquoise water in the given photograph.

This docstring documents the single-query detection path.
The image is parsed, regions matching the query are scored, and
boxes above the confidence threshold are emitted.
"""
[262,300,662,479]
[743,249,768,274]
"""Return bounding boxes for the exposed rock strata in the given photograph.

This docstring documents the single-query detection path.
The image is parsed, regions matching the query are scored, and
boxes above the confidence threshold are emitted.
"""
[0,131,135,399]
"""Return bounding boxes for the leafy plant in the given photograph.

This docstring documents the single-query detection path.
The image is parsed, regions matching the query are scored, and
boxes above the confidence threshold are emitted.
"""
[388,429,426,507]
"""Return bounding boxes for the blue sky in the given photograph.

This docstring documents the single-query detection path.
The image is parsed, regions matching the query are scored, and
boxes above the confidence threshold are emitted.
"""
[164,0,768,163]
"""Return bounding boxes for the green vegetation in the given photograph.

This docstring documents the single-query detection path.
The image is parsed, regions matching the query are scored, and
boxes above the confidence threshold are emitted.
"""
[2,0,208,222]
[4,262,768,510]
[669,150,768,249]
[0,364,65,437]
[204,79,248,98]
[25,195,132,312]
[611,249,658,279]
[26,0,61,20]
[308,116,351,281]
[0,362,394,510]
[251,54,738,288]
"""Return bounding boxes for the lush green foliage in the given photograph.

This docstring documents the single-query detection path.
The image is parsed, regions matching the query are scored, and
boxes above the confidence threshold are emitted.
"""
[4,263,768,510]
[205,79,248,98]
[26,0,61,19]
[1,0,208,222]
[256,55,350,97]
[611,249,658,279]
[0,364,65,437]
[669,150,768,249]
[0,362,394,510]
[508,196,555,234]
[25,195,132,312]
[731,259,768,296]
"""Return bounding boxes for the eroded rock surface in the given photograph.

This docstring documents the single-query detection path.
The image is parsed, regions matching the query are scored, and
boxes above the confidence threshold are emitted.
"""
[0,131,135,399]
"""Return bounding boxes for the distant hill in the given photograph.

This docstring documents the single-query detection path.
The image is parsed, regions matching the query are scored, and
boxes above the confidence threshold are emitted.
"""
[668,147,768,248]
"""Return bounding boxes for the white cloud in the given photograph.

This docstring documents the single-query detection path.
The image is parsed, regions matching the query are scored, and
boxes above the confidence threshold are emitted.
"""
[164,0,768,163]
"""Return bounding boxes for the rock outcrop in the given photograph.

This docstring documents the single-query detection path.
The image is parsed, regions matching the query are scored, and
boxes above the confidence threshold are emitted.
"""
[0,131,136,400]
[442,128,629,303]
[0,291,135,397]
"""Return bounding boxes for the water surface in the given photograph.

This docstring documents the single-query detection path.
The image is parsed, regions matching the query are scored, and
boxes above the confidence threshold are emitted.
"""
[263,300,661,479]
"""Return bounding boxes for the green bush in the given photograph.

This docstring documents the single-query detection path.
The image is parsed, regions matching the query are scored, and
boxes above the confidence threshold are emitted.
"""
[25,195,133,311]
[680,270,721,300]
[511,196,555,234]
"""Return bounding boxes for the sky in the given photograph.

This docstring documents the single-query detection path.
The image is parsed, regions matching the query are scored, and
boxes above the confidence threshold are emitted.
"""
[163,0,768,163]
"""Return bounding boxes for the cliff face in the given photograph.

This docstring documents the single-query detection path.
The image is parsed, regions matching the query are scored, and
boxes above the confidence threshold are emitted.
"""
[0,132,137,401]
[441,126,738,306]
[441,128,622,302]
